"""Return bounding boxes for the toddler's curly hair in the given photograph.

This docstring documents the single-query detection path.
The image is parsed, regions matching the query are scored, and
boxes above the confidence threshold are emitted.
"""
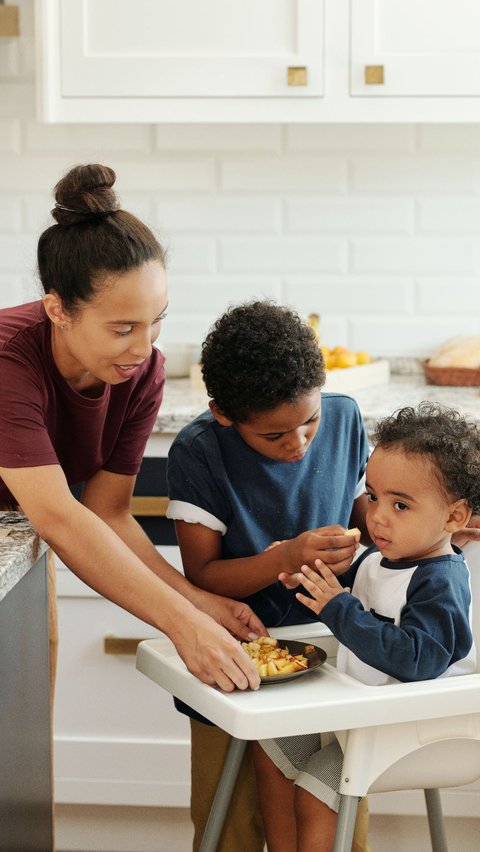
[372,402,480,513]
[201,301,325,423]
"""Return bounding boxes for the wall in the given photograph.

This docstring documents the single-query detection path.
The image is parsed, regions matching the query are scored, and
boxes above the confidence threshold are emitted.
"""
[2,1,480,357]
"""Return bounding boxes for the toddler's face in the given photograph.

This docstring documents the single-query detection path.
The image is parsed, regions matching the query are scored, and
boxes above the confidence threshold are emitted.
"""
[234,389,322,463]
[365,446,455,562]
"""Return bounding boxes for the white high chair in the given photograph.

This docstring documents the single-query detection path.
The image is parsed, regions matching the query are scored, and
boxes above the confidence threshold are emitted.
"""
[136,541,480,852]
[332,539,480,852]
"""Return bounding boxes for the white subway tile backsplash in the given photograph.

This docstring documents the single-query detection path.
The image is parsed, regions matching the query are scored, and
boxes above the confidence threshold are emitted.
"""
[0,234,35,271]
[286,198,414,234]
[165,237,216,274]
[350,317,480,358]
[287,125,415,153]
[220,237,346,273]
[0,197,22,232]
[419,125,480,152]
[168,276,282,315]
[24,122,151,155]
[284,278,415,315]
[417,278,480,314]
[154,124,282,152]
[154,197,281,233]
[113,160,216,193]
[351,238,476,274]
[0,275,27,309]
[0,119,20,153]
[351,157,475,195]
[221,157,347,193]
[418,198,480,232]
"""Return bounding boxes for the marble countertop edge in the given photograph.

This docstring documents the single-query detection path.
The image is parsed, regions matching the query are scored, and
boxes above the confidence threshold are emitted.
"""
[0,512,48,602]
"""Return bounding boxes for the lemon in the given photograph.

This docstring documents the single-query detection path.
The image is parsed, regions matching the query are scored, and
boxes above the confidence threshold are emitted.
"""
[331,348,357,369]
[356,350,371,365]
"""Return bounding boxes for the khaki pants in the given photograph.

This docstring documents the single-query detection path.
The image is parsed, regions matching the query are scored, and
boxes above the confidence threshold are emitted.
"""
[190,720,371,852]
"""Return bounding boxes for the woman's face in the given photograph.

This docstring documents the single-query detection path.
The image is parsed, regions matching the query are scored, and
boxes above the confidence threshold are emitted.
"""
[48,260,168,390]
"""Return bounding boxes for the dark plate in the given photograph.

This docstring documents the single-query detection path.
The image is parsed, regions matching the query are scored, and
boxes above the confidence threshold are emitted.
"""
[259,638,327,685]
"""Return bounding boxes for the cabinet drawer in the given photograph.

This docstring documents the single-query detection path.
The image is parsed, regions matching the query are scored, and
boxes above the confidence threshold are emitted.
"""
[55,550,191,807]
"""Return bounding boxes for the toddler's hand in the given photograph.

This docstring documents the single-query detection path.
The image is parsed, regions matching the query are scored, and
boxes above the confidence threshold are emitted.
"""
[284,525,359,576]
[295,559,348,616]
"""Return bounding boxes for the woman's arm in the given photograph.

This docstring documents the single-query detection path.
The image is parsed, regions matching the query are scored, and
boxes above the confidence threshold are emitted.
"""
[0,463,261,691]
[175,518,360,598]
[81,469,267,640]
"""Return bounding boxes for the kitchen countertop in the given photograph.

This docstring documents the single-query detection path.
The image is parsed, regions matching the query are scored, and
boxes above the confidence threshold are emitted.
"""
[0,511,47,602]
[153,371,480,436]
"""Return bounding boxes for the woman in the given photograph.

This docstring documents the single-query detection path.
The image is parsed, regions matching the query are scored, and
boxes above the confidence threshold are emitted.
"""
[0,163,263,694]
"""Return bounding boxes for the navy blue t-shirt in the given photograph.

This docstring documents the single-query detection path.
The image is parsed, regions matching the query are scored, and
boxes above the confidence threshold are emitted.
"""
[167,392,369,626]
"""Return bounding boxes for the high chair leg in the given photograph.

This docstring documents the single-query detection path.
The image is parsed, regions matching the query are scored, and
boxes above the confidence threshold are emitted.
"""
[333,794,359,852]
[198,737,247,852]
[424,788,448,852]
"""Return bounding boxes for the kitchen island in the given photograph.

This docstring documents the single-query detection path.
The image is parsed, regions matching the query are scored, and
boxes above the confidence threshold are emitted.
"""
[0,512,52,852]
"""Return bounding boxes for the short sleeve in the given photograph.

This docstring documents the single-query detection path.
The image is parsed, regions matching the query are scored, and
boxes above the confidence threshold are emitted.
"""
[0,352,58,468]
[167,429,230,531]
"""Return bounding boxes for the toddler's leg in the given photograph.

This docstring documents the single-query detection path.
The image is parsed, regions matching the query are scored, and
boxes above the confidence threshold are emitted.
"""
[252,742,296,852]
[295,785,337,852]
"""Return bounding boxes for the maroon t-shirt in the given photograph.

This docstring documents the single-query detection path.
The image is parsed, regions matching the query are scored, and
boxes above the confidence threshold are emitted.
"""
[0,301,165,503]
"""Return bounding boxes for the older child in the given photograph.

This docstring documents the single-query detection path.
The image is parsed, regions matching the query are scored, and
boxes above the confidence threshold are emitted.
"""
[254,402,479,852]
[167,301,371,852]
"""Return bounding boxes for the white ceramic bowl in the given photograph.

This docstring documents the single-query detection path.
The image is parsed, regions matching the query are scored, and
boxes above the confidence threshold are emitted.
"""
[158,343,200,378]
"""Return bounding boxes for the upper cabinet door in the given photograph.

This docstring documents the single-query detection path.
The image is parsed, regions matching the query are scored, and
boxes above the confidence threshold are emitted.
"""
[351,0,480,97]
[59,0,324,98]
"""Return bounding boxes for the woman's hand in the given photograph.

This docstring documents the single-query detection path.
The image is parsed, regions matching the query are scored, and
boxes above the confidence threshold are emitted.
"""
[168,606,262,692]
[294,559,348,616]
[277,525,359,589]
[190,587,268,641]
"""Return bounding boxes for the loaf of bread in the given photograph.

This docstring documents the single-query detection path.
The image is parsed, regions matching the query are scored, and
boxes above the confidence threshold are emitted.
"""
[428,336,480,369]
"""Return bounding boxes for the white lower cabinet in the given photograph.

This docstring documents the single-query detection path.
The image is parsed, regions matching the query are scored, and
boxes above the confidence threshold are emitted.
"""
[54,547,191,808]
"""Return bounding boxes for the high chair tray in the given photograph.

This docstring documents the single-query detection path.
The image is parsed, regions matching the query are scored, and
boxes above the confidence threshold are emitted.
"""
[136,637,480,742]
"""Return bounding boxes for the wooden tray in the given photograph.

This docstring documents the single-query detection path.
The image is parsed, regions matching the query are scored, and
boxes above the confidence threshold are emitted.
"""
[323,359,390,393]
[423,361,480,387]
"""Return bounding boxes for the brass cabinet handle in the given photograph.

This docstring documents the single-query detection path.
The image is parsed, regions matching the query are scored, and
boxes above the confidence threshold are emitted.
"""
[129,495,169,517]
[287,66,308,86]
[104,636,149,655]
[0,5,19,37]
[364,65,384,85]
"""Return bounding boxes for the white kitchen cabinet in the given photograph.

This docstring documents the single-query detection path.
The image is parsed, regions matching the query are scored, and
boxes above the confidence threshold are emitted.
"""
[54,546,192,807]
[351,0,480,98]
[36,0,480,123]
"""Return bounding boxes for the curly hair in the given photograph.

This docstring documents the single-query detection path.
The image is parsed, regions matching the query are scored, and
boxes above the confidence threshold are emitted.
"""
[201,301,325,423]
[372,402,480,513]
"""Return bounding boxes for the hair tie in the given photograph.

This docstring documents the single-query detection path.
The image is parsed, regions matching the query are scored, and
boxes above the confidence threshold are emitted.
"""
[55,203,80,214]
[54,203,114,218]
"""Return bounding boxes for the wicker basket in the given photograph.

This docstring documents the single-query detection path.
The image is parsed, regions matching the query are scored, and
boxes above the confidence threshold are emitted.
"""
[423,360,480,387]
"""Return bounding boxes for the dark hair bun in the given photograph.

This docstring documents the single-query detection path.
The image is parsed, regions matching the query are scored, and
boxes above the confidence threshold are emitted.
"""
[52,163,119,225]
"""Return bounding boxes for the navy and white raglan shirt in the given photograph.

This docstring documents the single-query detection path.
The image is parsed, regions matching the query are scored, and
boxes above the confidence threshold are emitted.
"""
[167,392,370,628]
[324,544,476,685]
